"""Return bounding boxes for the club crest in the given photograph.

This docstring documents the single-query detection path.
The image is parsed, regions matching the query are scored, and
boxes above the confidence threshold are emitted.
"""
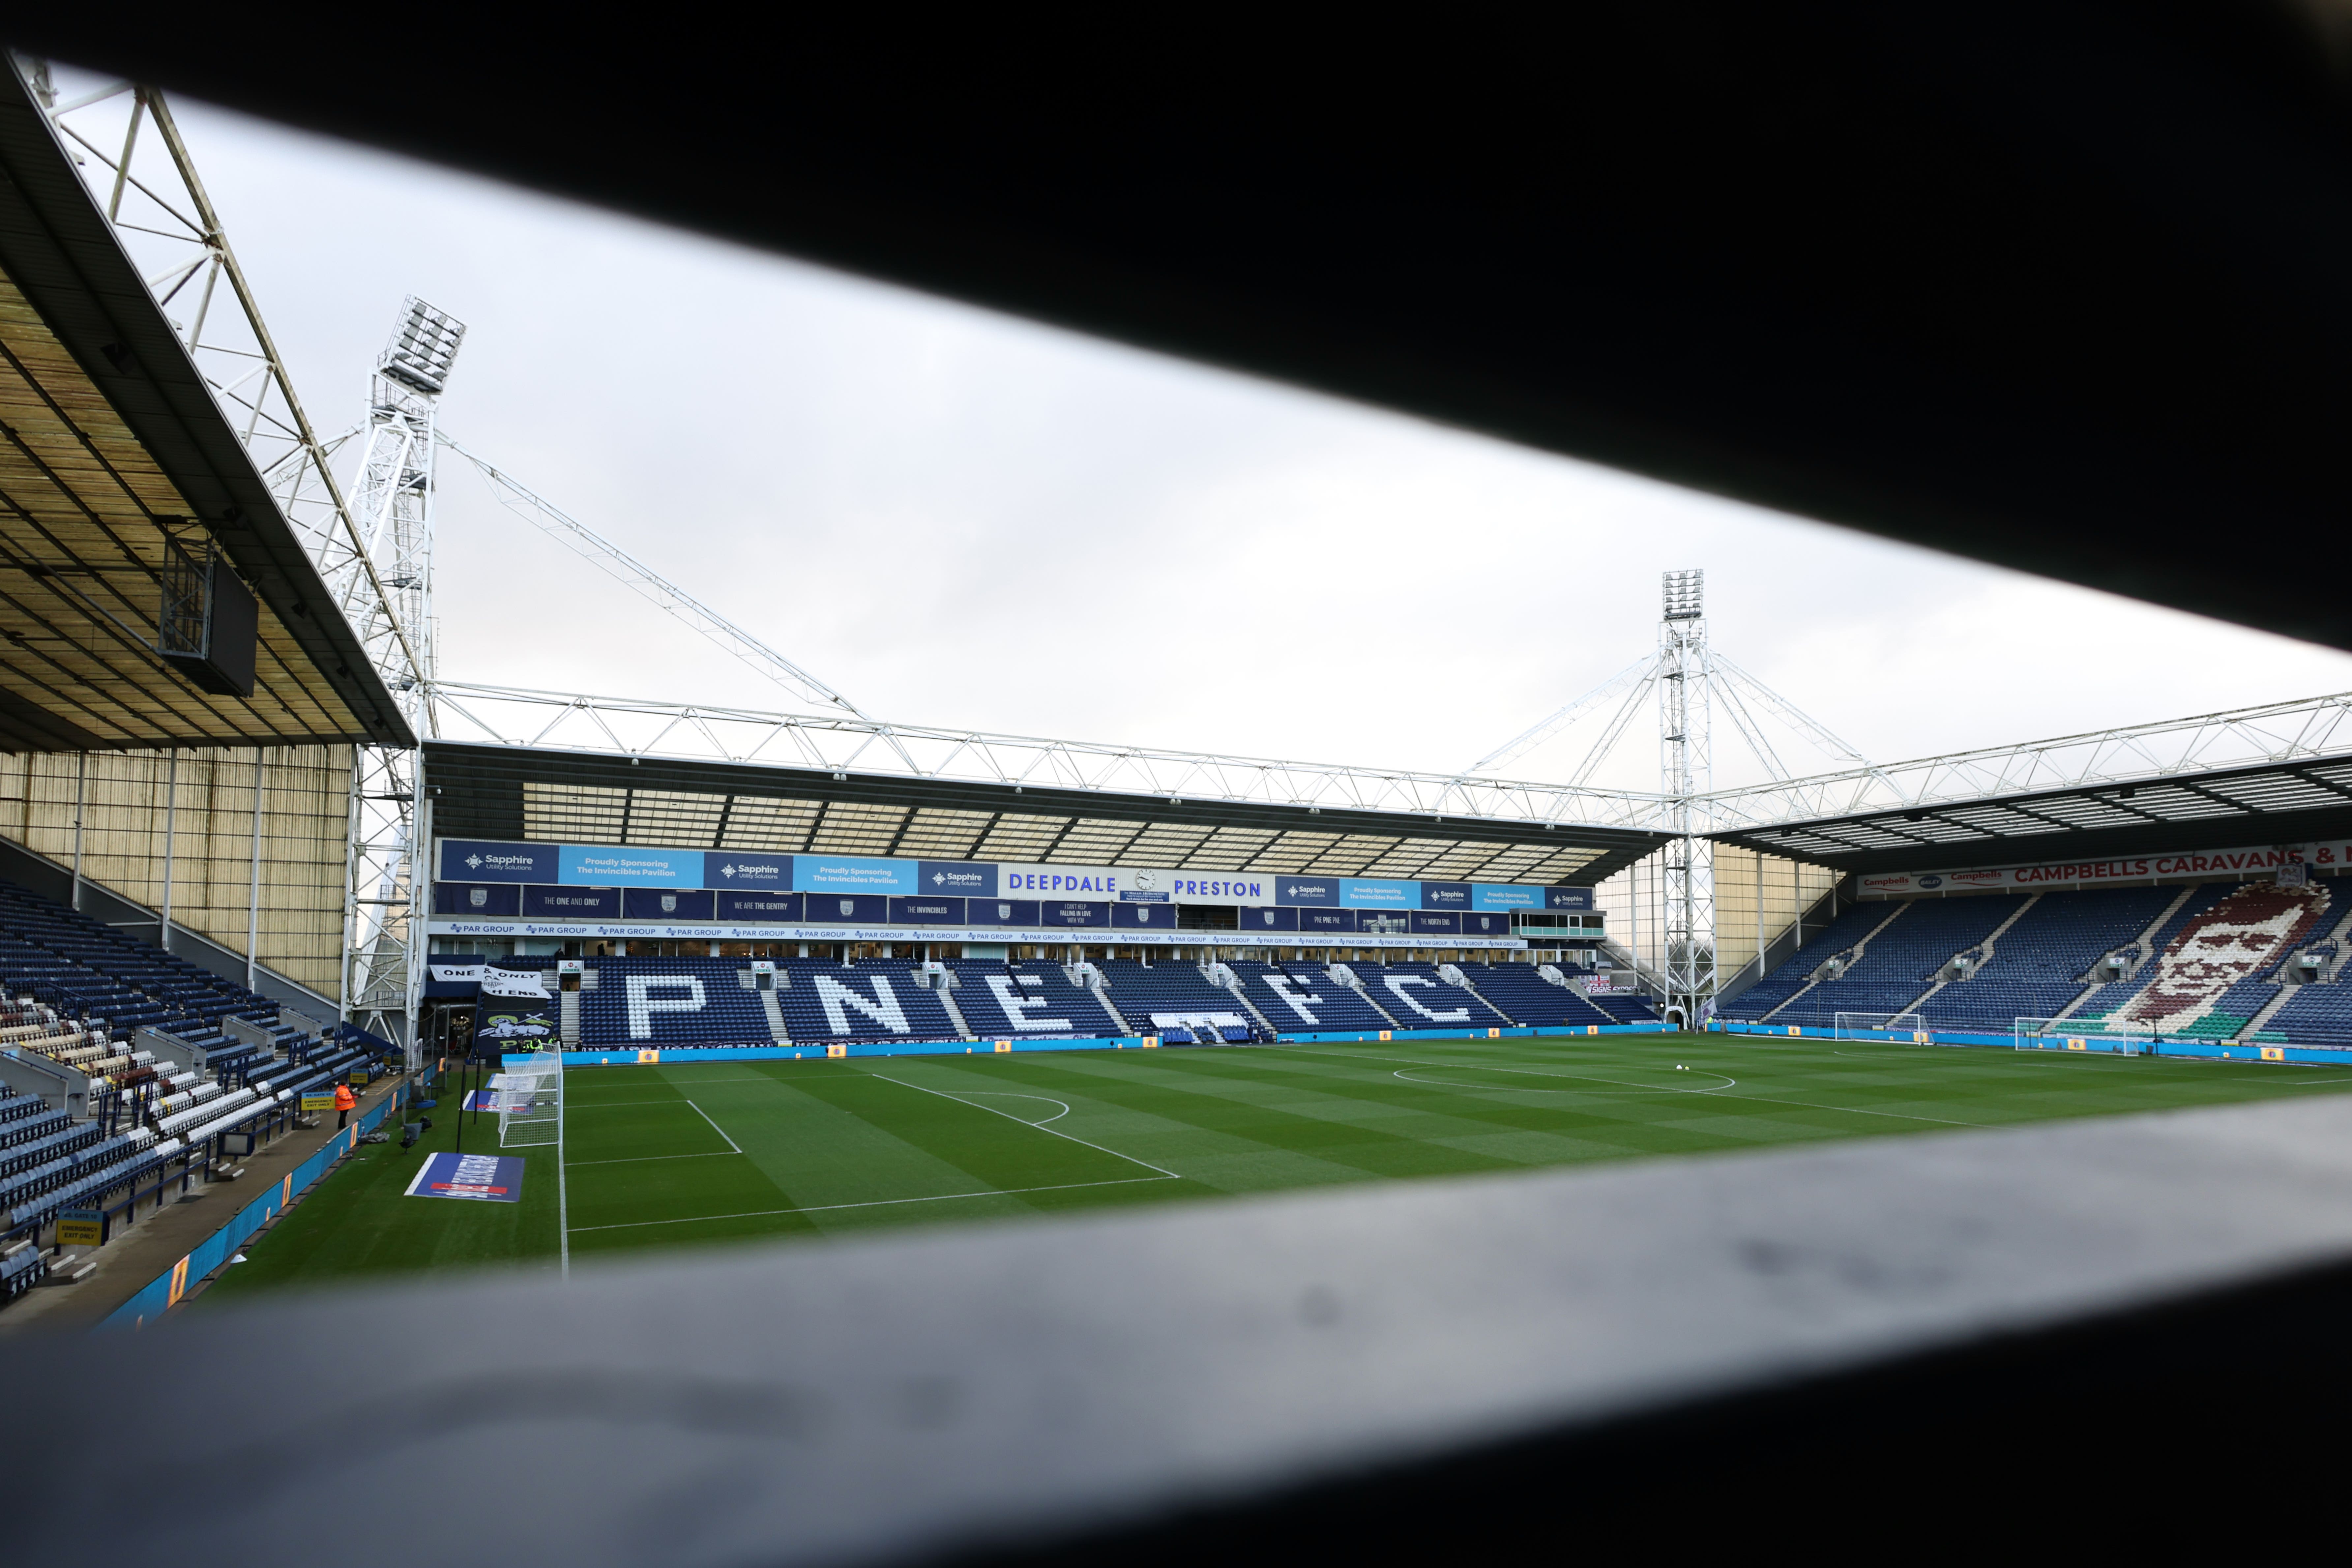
[839,899,856,917]
[468,887,488,908]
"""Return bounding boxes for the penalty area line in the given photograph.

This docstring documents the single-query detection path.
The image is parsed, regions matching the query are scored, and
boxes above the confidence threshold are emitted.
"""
[565,1175,1175,1233]
[685,1099,743,1154]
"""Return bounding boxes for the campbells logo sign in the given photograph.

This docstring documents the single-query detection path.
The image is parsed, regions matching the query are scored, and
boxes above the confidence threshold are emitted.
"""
[1861,839,2352,895]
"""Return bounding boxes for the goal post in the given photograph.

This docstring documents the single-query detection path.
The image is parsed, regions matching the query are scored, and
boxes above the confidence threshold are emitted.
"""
[2013,1017,2155,1055]
[494,1050,564,1148]
[1834,1011,1926,1041]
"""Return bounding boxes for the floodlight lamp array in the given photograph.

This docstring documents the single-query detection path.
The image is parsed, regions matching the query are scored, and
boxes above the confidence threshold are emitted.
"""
[379,296,466,396]
[1661,568,1704,621]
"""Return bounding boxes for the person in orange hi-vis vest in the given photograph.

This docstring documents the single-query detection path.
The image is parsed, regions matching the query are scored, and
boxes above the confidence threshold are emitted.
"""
[333,1080,358,1131]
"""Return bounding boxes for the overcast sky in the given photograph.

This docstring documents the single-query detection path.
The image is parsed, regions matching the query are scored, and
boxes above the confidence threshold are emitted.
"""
[129,94,2352,795]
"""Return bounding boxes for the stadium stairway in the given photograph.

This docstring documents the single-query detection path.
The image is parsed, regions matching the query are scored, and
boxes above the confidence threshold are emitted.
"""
[1368,962,1513,1031]
[1205,963,1281,1036]
[2077,882,2331,1038]
[1329,965,1405,1029]
[2057,884,2227,1023]
[1456,963,1618,1028]
[1778,896,2030,1029]
[1229,961,1392,1032]
[947,962,1121,1041]
[777,960,961,1046]
[1097,960,1259,1044]
[1899,893,2042,1022]
[576,959,793,1048]
[1746,903,1910,1024]
[1915,886,2178,1033]
[916,973,976,1040]
[1729,903,1905,1023]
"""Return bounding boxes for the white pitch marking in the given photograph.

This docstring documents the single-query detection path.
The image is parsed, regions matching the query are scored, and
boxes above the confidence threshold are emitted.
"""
[1391,1065,1739,1095]
[566,1175,1173,1233]
[685,1099,743,1154]
[868,1074,1181,1179]
[950,1090,1072,1124]
[1287,1044,1735,1095]
[1278,1043,1992,1129]
[568,1151,739,1167]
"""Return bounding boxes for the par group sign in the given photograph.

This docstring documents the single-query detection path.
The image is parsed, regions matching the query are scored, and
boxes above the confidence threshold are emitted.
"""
[1856,840,2352,898]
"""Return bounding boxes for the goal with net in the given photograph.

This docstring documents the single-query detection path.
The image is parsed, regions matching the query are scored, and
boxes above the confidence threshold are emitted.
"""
[2013,1017,2155,1055]
[493,1051,564,1149]
[1834,1011,1927,1042]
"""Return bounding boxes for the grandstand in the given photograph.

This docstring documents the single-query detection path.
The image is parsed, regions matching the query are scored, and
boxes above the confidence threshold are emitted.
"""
[1717,842,2352,1049]
[10,12,2352,1557]
[481,946,1670,1050]
[0,40,2348,1350]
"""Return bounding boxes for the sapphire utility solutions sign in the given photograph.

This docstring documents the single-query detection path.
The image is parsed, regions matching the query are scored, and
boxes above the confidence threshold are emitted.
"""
[432,838,1591,946]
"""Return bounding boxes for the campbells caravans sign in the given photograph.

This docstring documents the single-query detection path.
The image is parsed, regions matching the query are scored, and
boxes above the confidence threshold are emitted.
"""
[1856,840,2352,898]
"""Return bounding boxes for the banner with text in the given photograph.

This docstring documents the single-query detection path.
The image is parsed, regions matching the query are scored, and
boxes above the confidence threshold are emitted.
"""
[1854,840,2352,897]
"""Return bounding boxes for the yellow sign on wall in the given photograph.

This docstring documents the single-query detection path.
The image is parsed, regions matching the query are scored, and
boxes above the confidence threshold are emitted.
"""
[2261,1046,2286,1062]
[994,1041,1011,1054]
[55,1209,101,1248]
[636,1049,660,1064]
[826,1044,847,1059]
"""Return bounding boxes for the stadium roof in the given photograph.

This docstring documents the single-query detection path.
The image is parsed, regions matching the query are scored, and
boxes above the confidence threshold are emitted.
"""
[423,741,1666,888]
[1709,755,2352,878]
[0,74,411,752]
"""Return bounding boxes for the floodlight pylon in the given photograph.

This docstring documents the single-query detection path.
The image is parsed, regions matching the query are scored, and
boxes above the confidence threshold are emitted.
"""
[1657,570,1711,1028]
[1466,570,1872,1022]
[339,298,462,1048]
[30,61,429,1052]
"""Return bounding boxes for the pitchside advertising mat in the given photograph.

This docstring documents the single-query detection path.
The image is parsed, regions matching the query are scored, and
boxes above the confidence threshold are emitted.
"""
[405,1152,525,1203]
[1855,839,2352,897]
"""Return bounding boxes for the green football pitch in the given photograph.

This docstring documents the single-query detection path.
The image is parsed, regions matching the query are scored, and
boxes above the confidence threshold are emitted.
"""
[194,1033,2352,1304]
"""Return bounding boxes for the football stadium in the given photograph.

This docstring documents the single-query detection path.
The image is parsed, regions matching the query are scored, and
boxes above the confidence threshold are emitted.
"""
[5,14,2352,1562]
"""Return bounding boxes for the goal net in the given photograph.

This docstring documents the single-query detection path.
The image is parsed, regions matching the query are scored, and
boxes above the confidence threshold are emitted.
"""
[2013,1017,2155,1055]
[494,1052,564,1148]
[1834,1011,1926,1041]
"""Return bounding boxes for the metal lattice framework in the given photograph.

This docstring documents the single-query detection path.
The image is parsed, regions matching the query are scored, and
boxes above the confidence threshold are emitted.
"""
[1700,693,2352,830]
[1464,569,1875,1020]
[1656,570,1710,1028]
[425,678,1668,829]
[332,299,464,1042]
[28,64,421,688]
[43,56,2352,1043]
[31,62,425,1042]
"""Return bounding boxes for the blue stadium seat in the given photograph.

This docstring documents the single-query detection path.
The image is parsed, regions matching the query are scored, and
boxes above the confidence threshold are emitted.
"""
[1455,963,1617,1027]
[575,957,779,1048]
[1227,961,1390,1032]
[774,959,961,1045]
[947,962,1120,1040]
